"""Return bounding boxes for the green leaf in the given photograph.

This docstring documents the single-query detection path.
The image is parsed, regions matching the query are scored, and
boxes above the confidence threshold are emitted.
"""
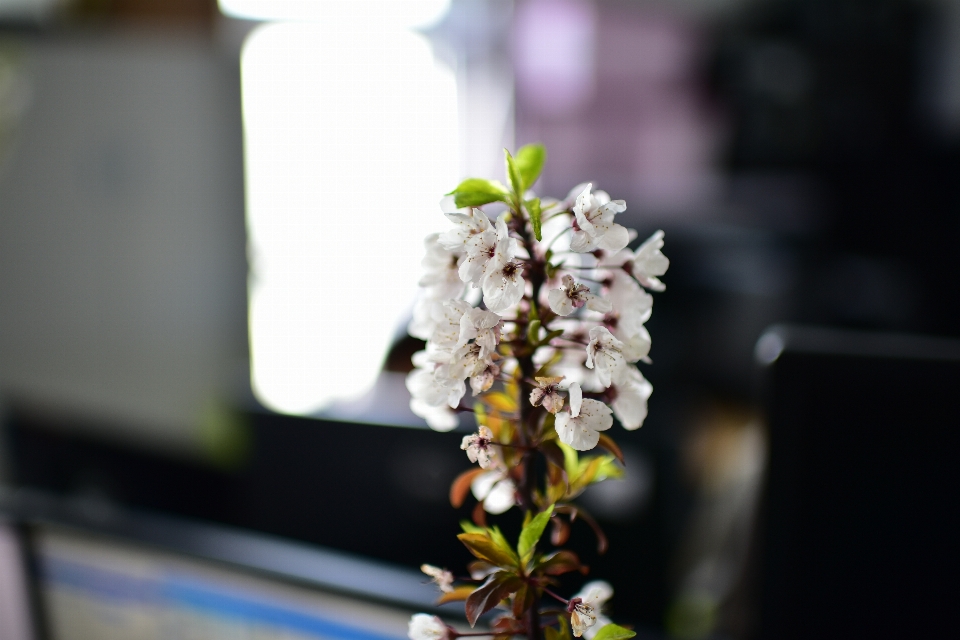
[504,149,523,199]
[517,505,554,563]
[449,178,509,207]
[553,617,573,640]
[488,527,519,565]
[515,143,546,191]
[465,571,524,627]
[595,456,624,482]
[458,532,518,568]
[539,328,565,346]
[526,197,542,241]
[527,319,542,345]
[592,624,636,640]
[460,520,486,534]
[558,441,579,479]
[570,456,607,495]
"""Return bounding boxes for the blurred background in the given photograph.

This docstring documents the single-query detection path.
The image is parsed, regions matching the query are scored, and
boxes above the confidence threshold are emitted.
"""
[0,0,958,638]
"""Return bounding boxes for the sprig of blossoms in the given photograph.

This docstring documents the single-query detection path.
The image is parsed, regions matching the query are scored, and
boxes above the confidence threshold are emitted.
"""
[407,145,668,640]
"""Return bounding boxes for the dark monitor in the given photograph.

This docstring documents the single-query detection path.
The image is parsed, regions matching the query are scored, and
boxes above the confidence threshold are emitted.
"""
[754,325,960,639]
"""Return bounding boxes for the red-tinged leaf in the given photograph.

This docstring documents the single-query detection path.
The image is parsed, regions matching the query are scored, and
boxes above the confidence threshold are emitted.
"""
[597,433,625,465]
[457,533,518,568]
[436,585,475,604]
[492,617,521,634]
[465,571,524,627]
[467,560,497,580]
[550,516,570,546]
[537,550,583,576]
[512,582,535,617]
[472,501,488,528]
[540,439,566,471]
[450,468,486,508]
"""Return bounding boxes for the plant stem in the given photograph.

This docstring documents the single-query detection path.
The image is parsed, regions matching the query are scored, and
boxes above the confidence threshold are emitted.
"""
[514,206,546,640]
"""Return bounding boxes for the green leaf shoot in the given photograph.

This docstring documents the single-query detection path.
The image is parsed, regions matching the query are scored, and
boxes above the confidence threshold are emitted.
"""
[504,149,523,201]
[517,505,554,563]
[559,441,579,479]
[460,520,486,535]
[526,197,543,241]
[592,624,637,640]
[515,143,546,191]
[449,178,509,207]
[527,319,542,345]
[488,526,519,566]
[458,532,518,568]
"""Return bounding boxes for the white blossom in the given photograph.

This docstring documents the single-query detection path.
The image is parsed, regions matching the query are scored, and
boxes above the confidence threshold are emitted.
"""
[408,614,448,640]
[572,581,614,639]
[418,234,464,298]
[408,296,447,341]
[461,426,497,469]
[408,234,465,340]
[548,275,612,316]
[458,307,501,358]
[529,376,566,414]
[430,299,473,351]
[630,229,669,291]
[468,360,501,395]
[438,202,493,251]
[481,215,526,313]
[611,366,652,430]
[604,271,653,363]
[458,226,498,286]
[471,468,516,514]
[570,184,630,254]
[555,382,613,451]
[420,564,455,594]
[585,326,629,388]
[409,398,459,432]
[406,348,466,429]
[406,363,464,410]
[446,342,497,392]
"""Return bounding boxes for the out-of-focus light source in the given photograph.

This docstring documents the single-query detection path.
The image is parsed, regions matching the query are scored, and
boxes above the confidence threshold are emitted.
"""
[241,21,459,416]
[219,0,451,29]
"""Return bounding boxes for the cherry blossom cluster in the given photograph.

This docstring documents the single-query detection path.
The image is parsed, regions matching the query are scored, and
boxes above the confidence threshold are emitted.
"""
[407,180,667,452]
[405,146,668,640]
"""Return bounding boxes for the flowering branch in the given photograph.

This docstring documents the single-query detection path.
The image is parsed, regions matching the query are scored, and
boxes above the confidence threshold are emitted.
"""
[407,144,668,640]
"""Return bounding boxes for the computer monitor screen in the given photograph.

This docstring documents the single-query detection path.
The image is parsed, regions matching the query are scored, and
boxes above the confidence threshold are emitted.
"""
[32,525,414,640]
